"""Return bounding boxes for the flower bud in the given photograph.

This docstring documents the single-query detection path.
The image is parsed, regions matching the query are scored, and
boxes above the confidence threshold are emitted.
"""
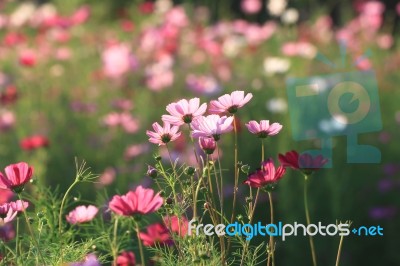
[199,137,216,155]
[153,153,162,161]
[241,164,250,174]
[184,166,196,176]
[147,165,158,178]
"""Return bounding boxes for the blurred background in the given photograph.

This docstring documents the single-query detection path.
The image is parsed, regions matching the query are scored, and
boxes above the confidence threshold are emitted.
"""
[0,0,399,265]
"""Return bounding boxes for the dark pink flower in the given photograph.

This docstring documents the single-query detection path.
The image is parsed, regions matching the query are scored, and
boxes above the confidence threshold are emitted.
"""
[198,137,216,154]
[0,204,17,225]
[162,98,207,126]
[191,115,234,141]
[244,159,286,188]
[0,189,13,205]
[241,0,262,14]
[20,135,49,151]
[146,122,181,146]
[66,205,98,224]
[245,120,283,138]
[116,251,136,266]
[278,150,328,175]
[209,91,253,114]
[139,223,172,246]
[109,186,163,216]
[0,162,33,193]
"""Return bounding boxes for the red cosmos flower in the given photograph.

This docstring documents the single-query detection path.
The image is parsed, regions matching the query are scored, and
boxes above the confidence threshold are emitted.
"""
[116,251,136,266]
[278,150,328,175]
[244,158,286,189]
[163,215,188,237]
[109,186,163,216]
[19,50,37,67]
[139,2,155,14]
[139,223,172,246]
[20,135,49,151]
[0,162,33,193]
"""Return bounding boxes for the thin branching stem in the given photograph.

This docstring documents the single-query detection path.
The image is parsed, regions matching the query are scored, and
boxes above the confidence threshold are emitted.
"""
[304,175,317,266]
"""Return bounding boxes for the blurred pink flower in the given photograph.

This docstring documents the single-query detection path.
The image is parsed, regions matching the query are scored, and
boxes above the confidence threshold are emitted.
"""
[109,186,163,216]
[376,34,393,50]
[241,0,262,14]
[139,223,172,246]
[245,120,283,138]
[97,167,116,187]
[19,50,36,67]
[397,3,400,16]
[355,57,372,70]
[191,115,234,141]
[102,44,132,79]
[244,159,286,188]
[162,98,207,126]
[0,189,13,205]
[146,70,174,91]
[359,1,384,31]
[163,215,188,236]
[0,204,17,225]
[116,251,136,266]
[9,200,29,212]
[0,110,15,131]
[186,74,221,96]
[55,47,72,60]
[71,5,90,25]
[146,122,181,146]
[66,205,98,224]
[209,91,253,114]
[165,7,188,28]
[124,144,149,160]
[0,162,33,193]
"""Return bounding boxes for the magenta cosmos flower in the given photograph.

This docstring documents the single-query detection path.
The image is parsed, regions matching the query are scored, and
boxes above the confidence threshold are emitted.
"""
[191,115,234,141]
[209,91,253,114]
[246,120,283,138]
[139,223,172,246]
[0,204,17,225]
[278,150,328,175]
[66,205,98,224]
[162,98,207,126]
[244,159,286,189]
[109,186,163,216]
[116,251,135,266]
[146,122,181,146]
[0,162,33,193]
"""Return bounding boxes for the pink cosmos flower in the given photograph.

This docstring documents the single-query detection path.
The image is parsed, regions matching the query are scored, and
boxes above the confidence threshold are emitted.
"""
[70,253,101,266]
[245,120,283,138]
[19,50,36,67]
[66,205,98,224]
[0,111,15,131]
[102,44,132,79]
[109,186,163,216]
[9,200,29,212]
[191,115,234,141]
[0,162,33,193]
[209,91,253,114]
[146,122,181,146]
[0,204,17,225]
[199,137,216,154]
[244,159,286,188]
[139,223,172,246]
[163,215,188,237]
[241,0,262,14]
[162,98,207,126]
[116,251,136,266]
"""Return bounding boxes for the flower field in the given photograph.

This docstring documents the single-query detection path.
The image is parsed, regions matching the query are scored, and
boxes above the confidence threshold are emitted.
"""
[0,0,399,265]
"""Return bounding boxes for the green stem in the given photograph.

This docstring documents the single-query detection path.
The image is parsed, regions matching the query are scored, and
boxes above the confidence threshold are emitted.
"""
[59,180,79,234]
[304,175,317,266]
[112,217,119,266]
[267,192,275,266]
[135,221,146,266]
[15,217,19,259]
[17,193,46,265]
